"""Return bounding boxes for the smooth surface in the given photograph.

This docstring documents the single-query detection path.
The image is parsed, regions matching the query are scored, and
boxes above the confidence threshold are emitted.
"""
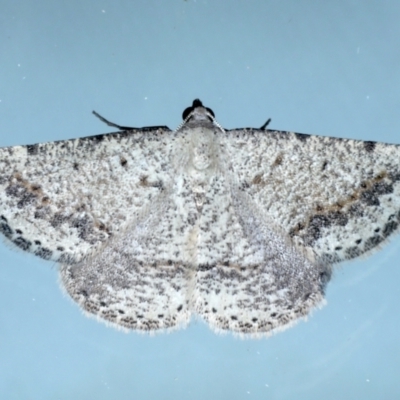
[1,1,400,399]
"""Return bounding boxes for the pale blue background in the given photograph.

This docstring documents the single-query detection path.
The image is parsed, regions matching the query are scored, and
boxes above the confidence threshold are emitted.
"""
[1,1,400,399]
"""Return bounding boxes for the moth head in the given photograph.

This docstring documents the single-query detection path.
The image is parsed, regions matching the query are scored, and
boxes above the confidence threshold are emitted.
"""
[182,99,215,122]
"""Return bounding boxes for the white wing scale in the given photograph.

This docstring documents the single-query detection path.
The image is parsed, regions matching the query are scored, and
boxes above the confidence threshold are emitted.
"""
[224,130,400,264]
[0,128,173,263]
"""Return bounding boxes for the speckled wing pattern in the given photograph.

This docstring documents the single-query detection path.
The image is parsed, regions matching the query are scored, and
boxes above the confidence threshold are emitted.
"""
[1,99,400,337]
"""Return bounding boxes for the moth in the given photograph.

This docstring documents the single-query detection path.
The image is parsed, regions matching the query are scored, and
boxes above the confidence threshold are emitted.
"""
[1,99,399,337]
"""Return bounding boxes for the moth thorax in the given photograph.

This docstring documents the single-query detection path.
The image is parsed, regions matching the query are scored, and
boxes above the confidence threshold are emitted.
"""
[190,128,216,172]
